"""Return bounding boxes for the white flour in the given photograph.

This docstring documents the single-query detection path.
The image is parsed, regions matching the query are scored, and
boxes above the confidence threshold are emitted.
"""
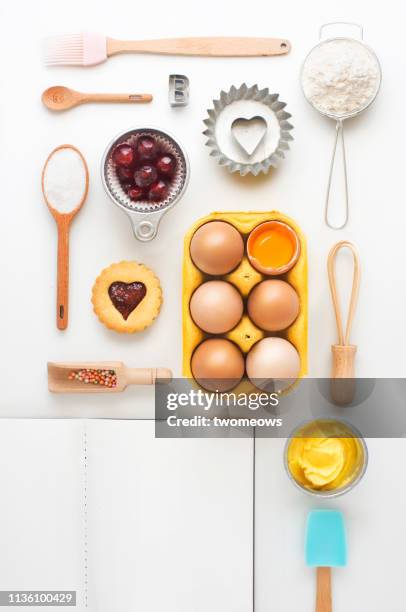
[44,147,87,213]
[301,38,381,118]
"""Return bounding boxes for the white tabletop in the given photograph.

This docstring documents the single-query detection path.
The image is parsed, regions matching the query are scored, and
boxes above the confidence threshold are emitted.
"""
[256,436,406,612]
[0,1,404,419]
[1,3,405,608]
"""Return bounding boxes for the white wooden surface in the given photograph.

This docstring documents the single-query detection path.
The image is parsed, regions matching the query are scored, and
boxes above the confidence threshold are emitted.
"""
[0,420,253,612]
[0,1,405,609]
[0,420,404,611]
[1,0,405,416]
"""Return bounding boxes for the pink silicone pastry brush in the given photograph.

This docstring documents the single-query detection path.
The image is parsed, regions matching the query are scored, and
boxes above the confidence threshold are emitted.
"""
[44,32,291,66]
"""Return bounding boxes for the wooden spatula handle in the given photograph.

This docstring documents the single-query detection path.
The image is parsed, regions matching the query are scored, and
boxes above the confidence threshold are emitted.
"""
[56,218,70,330]
[107,37,290,57]
[316,567,332,612]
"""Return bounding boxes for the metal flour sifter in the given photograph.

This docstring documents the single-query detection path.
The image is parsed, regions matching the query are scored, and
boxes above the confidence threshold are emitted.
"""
[301,23,382,229]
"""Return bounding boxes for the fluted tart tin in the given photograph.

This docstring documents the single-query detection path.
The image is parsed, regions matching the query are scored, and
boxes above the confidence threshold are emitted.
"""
[203,83,293,176]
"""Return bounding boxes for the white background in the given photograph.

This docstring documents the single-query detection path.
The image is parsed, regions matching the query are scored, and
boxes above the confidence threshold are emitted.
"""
[0,1,405,610]
[1,0,405,416]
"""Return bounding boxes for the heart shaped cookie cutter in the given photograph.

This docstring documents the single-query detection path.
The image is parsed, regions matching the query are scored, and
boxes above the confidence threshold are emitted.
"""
[231,115,267,156]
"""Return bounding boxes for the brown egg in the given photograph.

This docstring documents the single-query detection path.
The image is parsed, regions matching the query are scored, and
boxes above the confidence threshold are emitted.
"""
[191,339,245,392]
[190,221,244,275]
[248,280,300,331]
[190,281,243,334]
[246,337,300,390]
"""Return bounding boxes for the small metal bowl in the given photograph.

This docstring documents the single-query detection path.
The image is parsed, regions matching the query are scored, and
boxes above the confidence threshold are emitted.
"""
[101,127,190,242]
[284,418,368,498]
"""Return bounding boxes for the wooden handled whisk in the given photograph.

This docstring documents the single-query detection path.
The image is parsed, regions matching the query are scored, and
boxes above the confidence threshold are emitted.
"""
[327,241,360,404]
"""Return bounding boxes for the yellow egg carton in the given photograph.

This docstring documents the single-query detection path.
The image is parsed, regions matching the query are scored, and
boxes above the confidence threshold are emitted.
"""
[182,211,308,382]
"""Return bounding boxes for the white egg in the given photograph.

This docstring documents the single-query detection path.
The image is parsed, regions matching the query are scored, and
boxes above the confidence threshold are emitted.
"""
[246,337,300,391]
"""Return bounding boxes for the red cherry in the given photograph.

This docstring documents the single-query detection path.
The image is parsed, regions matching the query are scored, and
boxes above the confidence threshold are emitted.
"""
[112,143,135,167]
[156,154,176,176]
[117,166,134,183]
[149,180,168,201]
[137,137,158,161]
[134,165,158,188]
[127,186,144,201]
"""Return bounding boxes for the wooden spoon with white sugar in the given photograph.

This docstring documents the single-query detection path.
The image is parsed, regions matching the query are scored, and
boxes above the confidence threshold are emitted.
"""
[42,145,89,330]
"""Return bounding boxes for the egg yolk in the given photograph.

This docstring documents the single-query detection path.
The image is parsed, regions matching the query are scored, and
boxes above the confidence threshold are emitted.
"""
[250,225,295,269]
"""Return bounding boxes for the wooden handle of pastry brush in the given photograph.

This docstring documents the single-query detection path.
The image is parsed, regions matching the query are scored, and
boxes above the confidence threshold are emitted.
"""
[316,567,332,612]
[56,218,70,330]
[107,37,291,57]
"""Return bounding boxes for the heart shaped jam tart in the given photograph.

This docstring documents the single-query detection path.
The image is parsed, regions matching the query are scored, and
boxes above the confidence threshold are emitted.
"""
[108,281,146,320]
[92,261,162,334]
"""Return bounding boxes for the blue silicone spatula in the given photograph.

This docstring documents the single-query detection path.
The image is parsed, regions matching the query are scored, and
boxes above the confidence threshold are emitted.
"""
[305,510,347,612]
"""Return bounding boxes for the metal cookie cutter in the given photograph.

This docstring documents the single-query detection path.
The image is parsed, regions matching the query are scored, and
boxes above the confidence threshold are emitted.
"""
[203,83,293,176]
[169,74,190,107]
[101,127,190,242]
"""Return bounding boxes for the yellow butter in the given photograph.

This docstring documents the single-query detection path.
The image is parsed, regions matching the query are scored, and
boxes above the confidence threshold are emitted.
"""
[287,420,365,491]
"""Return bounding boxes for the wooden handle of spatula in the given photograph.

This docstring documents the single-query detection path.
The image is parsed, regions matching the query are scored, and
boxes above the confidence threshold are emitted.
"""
[316,567,332,612]
[107,37,291,57]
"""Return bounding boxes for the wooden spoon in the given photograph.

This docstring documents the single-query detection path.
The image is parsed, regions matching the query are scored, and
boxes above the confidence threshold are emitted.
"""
[48,362,172,393]
[42,145,89,330]
[42,86,153,111]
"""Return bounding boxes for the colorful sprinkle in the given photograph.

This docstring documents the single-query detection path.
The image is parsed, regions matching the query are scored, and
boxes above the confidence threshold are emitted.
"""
[68,369,117,388]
